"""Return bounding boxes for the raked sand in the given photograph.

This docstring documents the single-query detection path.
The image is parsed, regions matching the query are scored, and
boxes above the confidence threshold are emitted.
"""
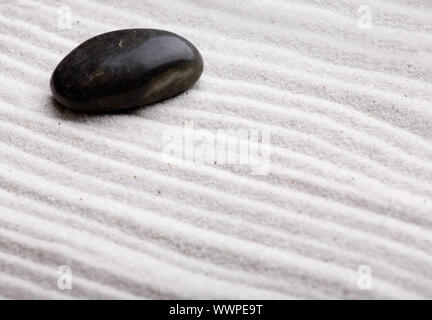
[1,0,432,299]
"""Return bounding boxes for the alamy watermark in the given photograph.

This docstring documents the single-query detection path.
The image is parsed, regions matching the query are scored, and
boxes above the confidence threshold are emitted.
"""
[357,264,372,290]
[357,5,373,30]
[57,5,72,30]
[57,265,72,290]
[162,121,271,175]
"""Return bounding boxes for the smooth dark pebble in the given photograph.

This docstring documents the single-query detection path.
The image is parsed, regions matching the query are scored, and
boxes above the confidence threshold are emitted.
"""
[50,29,204,113]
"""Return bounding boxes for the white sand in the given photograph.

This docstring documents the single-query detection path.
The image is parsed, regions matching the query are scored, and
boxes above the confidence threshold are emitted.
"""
[0,0,432,299]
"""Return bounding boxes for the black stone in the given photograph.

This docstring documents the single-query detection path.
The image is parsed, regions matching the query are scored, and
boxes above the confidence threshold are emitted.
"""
[50,29,204,113]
